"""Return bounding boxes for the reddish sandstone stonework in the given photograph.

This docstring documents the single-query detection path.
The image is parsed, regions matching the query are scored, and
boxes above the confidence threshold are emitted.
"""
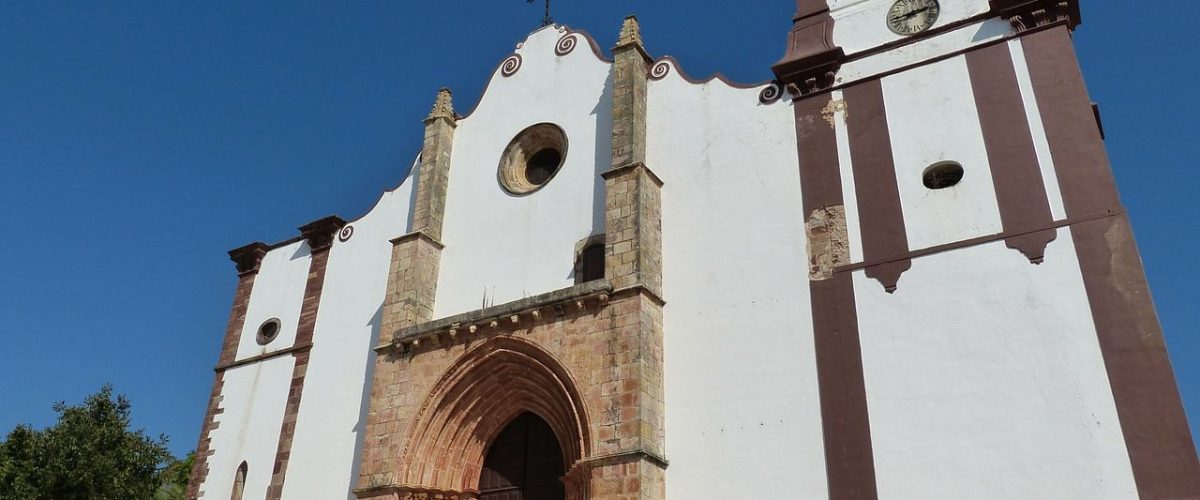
[356,286,664,500]
[187,243,268,500]
[265,216,344,500]
[355,18,666,500]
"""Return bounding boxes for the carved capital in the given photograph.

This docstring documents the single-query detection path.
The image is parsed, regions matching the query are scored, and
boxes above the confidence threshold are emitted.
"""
[424,88,457,126]
[612,15,652,63]
[615,15,643,49]
[228,242,269,276]
[990,0,1081,32]
[771,8,845,97]
[298,215,347,252]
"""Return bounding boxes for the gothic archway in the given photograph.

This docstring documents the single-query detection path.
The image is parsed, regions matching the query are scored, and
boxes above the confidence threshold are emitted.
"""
[398,337,590,498]
[478,412,566,500]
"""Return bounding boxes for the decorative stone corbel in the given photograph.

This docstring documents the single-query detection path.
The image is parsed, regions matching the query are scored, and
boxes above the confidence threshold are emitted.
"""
[228,242,269,276]
[990,0,1081,32]
[298,215,347,252]
[771,2,845,97]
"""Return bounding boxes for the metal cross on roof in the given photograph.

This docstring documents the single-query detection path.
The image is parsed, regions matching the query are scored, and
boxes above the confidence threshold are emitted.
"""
[526,0,552,27]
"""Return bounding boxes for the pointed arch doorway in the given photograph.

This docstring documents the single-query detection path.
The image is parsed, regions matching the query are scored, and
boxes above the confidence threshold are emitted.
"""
[478,412,566,500]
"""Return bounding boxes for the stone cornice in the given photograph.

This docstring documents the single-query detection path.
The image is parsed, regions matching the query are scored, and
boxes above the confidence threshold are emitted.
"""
[611,284,666,307]
[228,242,269,276]
[378,280,614,352]
[298,215,347,252]
[772,6,845,97]
[354,484,478,500]
[990,0,1080,32]
[388,230,445,250]
[574,448,669,470]
[214,343,312,372]
[601,161,664,187]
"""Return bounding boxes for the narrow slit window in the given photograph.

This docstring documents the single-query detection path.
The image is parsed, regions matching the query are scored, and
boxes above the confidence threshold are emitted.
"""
[230,462,247,500]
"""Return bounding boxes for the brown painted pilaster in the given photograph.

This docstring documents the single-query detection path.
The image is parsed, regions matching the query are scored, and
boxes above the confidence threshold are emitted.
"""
[843,80,910,293]
[265,216,344,500]
[965,43,1056,263]
[794,94,879,500]
[186,242,268,500]
[1022,26,1200,498]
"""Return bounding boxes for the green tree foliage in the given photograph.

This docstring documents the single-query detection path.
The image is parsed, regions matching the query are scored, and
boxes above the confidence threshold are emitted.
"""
[0,385,176,500]
[155,452,194,500]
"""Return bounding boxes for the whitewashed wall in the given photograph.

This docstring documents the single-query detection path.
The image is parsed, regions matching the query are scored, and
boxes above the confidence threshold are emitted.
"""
[829,0,992,57]
[202,161,418,499]
[235,240,311,360]
[647,65,829,499]
[881,55,1003,251]
[837,17,1012,87]
[283,171,418,499]
[853,233,1137,499]
[433,26,612,318]
[837,50,1138,498]
[204,239,312,498]
[202,356,295,500]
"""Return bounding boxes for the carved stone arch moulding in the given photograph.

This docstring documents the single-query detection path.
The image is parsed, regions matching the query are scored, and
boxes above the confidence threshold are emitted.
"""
[398,336,591,498]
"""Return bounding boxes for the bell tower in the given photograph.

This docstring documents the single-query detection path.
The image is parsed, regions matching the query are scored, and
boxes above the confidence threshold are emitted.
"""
[776,0,1200,498]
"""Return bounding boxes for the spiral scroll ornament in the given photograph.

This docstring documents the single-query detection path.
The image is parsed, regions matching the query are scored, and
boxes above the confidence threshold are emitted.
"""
[500,54,523,77]
[759,82,784,104]
[555,34,578,56]
[649,60,671,80]
[337,225,355,243]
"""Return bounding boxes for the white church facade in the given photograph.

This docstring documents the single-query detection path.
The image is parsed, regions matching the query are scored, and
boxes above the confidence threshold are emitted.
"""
[186,1,1200,498]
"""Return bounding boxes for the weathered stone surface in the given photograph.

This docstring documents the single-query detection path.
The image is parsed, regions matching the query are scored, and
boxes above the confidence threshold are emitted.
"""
[412,89,457,242]
[805,205,849,281]
[356,20,667,499]
[355,288,665,500]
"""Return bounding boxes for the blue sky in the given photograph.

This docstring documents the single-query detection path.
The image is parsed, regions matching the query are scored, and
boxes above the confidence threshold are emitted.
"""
[1,1,1196,459]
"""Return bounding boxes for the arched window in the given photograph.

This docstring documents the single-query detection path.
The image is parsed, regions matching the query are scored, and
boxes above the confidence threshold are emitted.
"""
[579,243,605,283]
[478,412,565,500]
[230,462,247,500]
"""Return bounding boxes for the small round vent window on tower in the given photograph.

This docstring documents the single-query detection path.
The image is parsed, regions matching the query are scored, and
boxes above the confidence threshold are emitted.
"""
[256,318,281,345]
[498,123,568,195]
[922,161,965,189]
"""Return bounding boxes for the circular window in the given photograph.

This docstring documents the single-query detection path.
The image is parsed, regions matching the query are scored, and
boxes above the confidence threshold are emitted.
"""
[256,318,281,345]
[498,123,568,195]
[922,161,965,189]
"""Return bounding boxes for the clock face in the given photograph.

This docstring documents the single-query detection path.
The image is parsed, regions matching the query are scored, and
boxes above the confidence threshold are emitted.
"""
[887,0,940,35]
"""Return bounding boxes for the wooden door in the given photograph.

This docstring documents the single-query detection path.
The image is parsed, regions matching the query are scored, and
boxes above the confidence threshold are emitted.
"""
[478,412,566,500]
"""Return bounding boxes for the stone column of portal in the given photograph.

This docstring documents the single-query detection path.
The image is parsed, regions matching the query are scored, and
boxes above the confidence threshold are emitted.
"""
[355,89,455,496]
[568,16,668,500]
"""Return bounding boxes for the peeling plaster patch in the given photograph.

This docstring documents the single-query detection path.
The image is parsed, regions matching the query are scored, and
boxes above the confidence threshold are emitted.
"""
[806,205,850,280]
[822,98,848,128]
